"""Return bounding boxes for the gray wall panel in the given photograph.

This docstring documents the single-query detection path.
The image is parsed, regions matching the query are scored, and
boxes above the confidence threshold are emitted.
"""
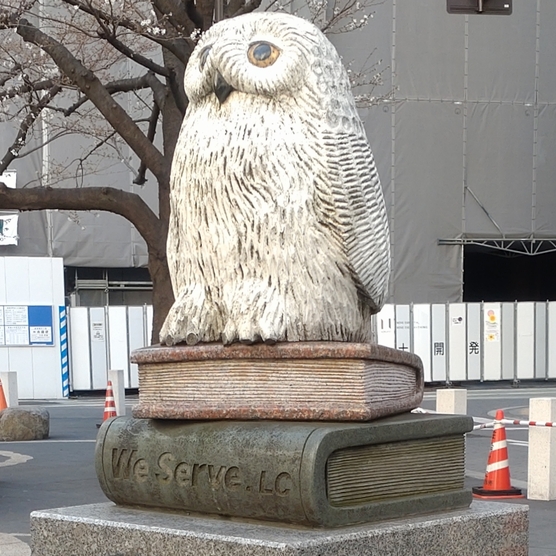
[360,105,392,219]
[538,0,556,104]
[392,100,462,303]
[534,104,556,235]
[330,0,393,94]
[11,213,49,257]
[465,103,533,235]
[51,211,134,267]
[395,0,465,101]
[467,0,536,103]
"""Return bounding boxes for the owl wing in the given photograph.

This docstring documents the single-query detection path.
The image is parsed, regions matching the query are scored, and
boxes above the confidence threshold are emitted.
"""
[320,129,391,312]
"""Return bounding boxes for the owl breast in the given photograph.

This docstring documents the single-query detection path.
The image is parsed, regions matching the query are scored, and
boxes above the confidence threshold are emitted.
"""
[165,91,370,345]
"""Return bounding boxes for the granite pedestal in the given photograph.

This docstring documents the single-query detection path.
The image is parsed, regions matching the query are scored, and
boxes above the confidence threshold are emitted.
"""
[30,501,528,556]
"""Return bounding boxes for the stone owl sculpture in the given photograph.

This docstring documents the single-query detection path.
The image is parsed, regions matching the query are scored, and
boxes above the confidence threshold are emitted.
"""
[160,11,390,346]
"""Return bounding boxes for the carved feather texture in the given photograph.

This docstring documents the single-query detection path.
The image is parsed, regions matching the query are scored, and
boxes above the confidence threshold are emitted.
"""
[160,12,391,346]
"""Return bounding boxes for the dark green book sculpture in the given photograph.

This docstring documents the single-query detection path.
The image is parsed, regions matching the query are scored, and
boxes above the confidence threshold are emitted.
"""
[96,413,473,528]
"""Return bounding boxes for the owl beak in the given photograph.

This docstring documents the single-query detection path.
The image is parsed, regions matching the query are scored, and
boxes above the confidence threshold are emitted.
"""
[213,71,234,105]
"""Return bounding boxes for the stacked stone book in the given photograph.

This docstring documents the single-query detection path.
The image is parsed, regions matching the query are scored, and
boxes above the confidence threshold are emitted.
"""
[95,342,473,528]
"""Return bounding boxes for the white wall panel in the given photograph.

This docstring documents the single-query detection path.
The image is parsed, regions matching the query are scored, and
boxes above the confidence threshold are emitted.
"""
[448,303,466,381]
[0,257,65,398]
[412,304,431,383]
[0,257,9,378]
[466,303,481,381]
[483,303,501,381]
[5,258,30,303]
[501,303,515,381]
[128,307,145,388]
[0,258,7,304]
[431,304,447,382]
[395,305,411,353]
[376,305,395,348]
[33,348,61,398]
[516,302,535,380]
[535,302,547,379]
[28,258,53,305]
[69,307,91,390]
[548,302,556,379]
[8,348,34,398]
[89,307,108,390]
[108,306,130,388]
[50,258,65,305]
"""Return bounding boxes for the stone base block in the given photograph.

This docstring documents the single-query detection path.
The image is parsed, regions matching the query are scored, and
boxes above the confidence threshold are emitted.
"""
[30,501,528,556]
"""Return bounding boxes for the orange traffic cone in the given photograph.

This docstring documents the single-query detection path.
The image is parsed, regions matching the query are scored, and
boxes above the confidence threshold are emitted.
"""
[102,380,117,421]
[0,380,7,410]
[472,409,524,499]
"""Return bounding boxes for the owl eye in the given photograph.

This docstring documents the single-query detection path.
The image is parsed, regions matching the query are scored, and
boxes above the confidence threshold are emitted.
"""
[247,41,280,68]
[199,46,211,71]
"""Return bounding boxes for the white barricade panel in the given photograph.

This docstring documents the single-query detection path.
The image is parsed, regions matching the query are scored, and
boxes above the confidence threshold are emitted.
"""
[516,302,535,380]
[431,304,447,382]
[448,303,466,381]
[69,307,91,390]
[548,302,556,379]
[128,307,146,388]
[501,302,515,381]
[108,307,130,388]
[466,303,481,381]
[483,303,501,381]
[376,304,395,348]
[535,302,547,380]
[413,304,431,383]
[395,305,411,353]
[89,307,108,390]
[8,348,33,398]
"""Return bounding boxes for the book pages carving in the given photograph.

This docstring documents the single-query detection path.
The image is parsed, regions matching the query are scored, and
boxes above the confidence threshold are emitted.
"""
[160,12,390,346]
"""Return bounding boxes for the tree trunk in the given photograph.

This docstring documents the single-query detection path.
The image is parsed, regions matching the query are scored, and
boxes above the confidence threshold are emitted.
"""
[148,241,174,345]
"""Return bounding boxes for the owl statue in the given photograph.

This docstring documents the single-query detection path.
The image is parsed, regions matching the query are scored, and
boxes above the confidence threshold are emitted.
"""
[160,11,390,346]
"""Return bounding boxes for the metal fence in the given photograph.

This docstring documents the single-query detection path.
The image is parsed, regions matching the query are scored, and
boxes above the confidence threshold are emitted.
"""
[374,302,556,384]
[68,306,152,390]
[67,302,556,391]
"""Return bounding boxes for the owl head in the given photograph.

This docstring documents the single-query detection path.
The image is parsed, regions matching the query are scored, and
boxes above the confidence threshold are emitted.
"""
[184,12,360,130]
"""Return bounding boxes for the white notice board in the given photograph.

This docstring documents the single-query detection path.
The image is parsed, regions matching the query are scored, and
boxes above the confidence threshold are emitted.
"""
[0,305,54,346]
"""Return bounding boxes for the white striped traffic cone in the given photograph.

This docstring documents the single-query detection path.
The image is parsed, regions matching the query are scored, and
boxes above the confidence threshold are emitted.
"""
[102,380,117,421]
[472,409,524,499]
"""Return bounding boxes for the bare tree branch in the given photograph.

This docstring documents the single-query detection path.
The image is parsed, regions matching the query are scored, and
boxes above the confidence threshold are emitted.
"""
[60,0,194,63]
[0,182,164,252]
[134,102,160,186]
[14,18,169,184]
[144,72,168,111]
[231,0,262,18]
[62,74,154,116]
[96,26,171,77]
[0,78,60,101]
[0,62,22,87]
[0,84,61,174]
[152,0,198,33]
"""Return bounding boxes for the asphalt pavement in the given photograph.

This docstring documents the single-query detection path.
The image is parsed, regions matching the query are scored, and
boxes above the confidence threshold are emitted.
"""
[1,387,556,555]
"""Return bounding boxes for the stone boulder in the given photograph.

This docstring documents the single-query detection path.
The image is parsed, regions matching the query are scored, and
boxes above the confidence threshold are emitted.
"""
[0,407,49,441]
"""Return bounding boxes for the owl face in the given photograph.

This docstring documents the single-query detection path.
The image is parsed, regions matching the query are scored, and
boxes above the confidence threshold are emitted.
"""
[184,12,341,105]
